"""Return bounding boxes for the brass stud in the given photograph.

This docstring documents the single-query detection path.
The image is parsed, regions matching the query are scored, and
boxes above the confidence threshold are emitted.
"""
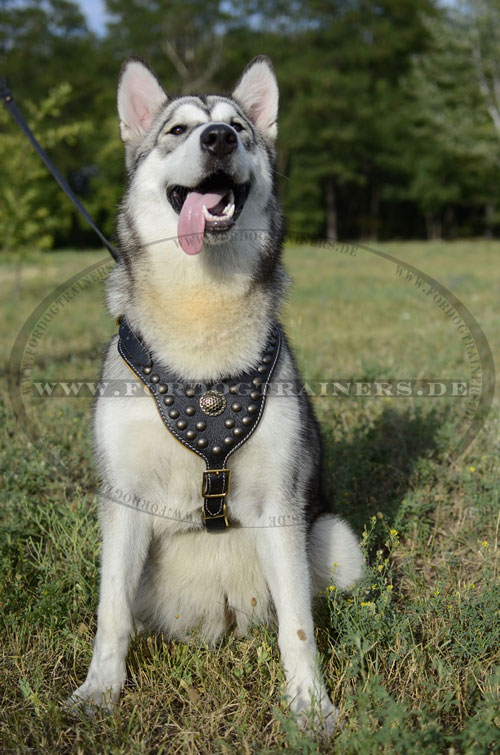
[212,445,222,455]
[176,420,187,430]
[143,366,152,375]
[185,387,195,397]
[257,365,267,373]
[164,396,174,406]
[199,390,226,416]
[229,384,239,394]
[224,436,234,447]
[150,374,160,383]
[158,384,168,394]
[247,404,258,414]
[231,402,242,412]
[225,418,235,429]
[186,406,196,416]
[196,421,207,431]
[252,377,263,387]
[233,427,244,438]
[198,438,208,449]
[250,390,260,401]
[186,430,196,441]
[262,355,272,364]
[242,416,252,426]
[169,408,180,419]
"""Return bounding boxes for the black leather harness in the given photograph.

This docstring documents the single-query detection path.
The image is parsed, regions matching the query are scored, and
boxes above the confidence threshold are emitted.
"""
[117,318,282,532]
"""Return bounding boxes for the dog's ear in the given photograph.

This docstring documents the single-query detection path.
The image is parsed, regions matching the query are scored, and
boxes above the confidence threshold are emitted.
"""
[232,56,279,140]
[117,58,168,144]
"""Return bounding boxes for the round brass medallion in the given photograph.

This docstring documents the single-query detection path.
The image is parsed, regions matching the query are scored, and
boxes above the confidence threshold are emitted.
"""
[199,390,226,416]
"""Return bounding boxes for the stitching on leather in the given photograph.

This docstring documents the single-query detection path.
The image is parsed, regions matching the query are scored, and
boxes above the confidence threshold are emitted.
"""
[119,327,282,524]
[118,342,209,466]
[203,471,225,517]
[223,329,282,467]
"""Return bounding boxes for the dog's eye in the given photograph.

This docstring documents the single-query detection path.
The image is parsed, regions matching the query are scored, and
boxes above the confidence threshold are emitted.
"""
[231,121,244,133]
[169,125,187,136]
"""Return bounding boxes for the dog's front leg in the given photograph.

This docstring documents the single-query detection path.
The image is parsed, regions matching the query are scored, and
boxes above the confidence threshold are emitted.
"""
[70,496,152,709]
[255,513,338,734]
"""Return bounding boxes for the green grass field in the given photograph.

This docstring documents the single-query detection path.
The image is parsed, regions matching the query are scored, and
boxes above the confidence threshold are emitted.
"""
[1,241,499,753]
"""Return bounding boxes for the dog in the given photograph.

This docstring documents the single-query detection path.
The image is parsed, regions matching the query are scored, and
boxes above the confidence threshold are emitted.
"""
[70,55,363,733]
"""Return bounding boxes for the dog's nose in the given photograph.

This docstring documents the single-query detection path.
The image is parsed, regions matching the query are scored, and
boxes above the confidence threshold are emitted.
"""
[200,124,237,158]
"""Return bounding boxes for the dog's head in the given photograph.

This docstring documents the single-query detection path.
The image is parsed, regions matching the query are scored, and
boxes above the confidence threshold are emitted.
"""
[117,56,281,261]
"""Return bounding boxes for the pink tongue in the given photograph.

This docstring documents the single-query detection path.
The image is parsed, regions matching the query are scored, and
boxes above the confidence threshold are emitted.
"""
[177,190,227,255]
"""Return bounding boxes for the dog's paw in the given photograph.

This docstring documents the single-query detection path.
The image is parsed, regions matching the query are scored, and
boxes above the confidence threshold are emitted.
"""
[66,677,124,714]
[289,685,340,737]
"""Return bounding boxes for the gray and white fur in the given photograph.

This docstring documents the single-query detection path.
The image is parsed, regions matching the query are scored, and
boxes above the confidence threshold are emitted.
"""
[70,55,363,734]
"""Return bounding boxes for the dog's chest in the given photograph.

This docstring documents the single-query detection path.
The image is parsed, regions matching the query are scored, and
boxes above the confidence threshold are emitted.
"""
[97,343,298,531]
[131,276,271,380]
[95,381,287,532]
[102,394,278,641]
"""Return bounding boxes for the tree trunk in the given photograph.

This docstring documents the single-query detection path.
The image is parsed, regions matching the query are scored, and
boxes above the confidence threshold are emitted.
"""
[14,258,22,299]
[425,211,442,240]
[369,185,379,240]
[443,205,457,239]
[484,202,494,238]
[325,177,337,240]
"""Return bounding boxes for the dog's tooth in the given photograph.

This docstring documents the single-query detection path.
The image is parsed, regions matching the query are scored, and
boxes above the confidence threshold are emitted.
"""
[229,190,235,205]
[203,205,217,221]
[225,203,235,219]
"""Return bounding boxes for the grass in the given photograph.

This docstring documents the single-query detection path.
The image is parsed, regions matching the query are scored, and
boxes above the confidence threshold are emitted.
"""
[1,240,499,753]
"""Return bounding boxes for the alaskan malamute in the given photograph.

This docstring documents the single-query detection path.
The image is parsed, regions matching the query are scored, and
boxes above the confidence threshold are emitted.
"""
[70,55,363,733]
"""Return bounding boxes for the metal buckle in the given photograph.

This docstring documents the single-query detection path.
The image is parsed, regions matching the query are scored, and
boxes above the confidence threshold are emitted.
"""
[202,469,230,499]
[201,500,228,525]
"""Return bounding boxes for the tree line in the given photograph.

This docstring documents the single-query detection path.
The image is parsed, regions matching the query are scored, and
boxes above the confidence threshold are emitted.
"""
[1,0,500,253]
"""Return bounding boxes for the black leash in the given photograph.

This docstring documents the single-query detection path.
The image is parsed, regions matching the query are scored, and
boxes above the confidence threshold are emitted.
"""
[0,77,118,261]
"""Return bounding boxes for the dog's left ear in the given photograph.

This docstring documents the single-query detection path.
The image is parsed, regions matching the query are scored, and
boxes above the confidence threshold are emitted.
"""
[117,57,168,144]
[232,56,279,140]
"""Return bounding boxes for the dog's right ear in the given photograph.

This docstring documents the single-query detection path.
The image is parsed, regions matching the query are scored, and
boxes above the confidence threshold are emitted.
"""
[117,58,168,145]
[232,56,279,140]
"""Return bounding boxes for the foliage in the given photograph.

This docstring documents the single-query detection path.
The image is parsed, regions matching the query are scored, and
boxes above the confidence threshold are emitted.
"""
[394,11,500,238]
[0,83,91,262]
[2,0,500,245]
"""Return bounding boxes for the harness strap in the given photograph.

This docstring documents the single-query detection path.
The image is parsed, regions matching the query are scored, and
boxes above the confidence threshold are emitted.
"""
[117,317,282,532]
[0,77,118,261]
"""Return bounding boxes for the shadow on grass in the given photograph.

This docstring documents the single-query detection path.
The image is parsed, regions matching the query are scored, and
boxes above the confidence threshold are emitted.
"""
[323,404,452,530]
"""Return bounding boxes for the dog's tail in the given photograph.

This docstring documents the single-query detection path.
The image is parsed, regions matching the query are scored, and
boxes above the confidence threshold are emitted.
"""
[308,514,364,592]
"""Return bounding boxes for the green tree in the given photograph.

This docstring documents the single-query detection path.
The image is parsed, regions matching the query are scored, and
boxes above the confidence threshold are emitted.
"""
[3,0,499,245]
[0,83,91,291]
[0,0,121,248]
[0,0,97,101]
[104,0,232,93]
[231,0,438,239]
[396,9,500,238]
[463,0,500,137]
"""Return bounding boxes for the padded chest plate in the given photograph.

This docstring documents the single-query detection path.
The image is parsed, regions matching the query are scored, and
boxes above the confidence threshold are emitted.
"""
[117,318,282,531]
